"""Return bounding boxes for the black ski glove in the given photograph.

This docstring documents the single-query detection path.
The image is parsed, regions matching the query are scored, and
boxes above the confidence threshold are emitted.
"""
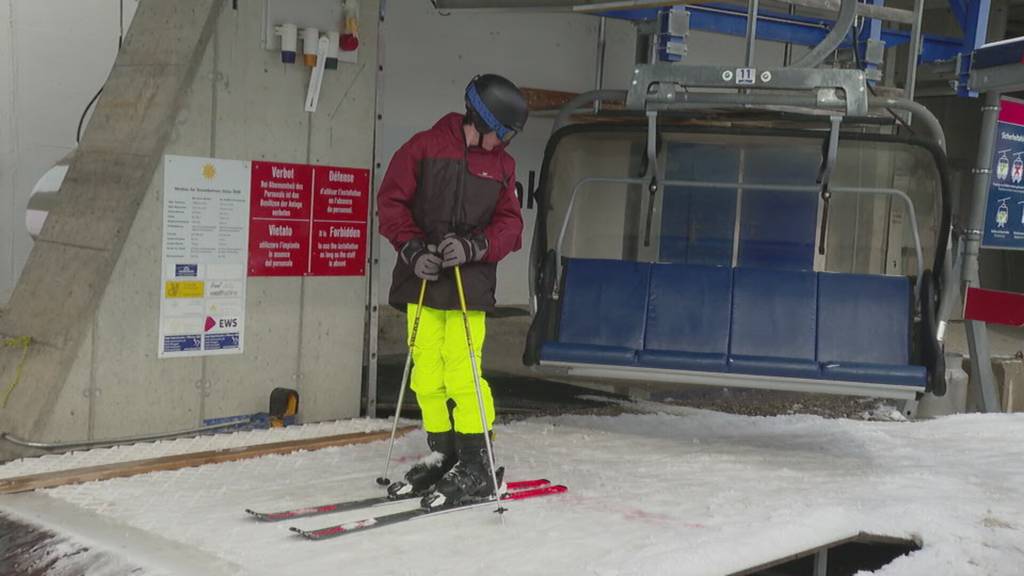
[438,233,488,269]
[400,239,442,281]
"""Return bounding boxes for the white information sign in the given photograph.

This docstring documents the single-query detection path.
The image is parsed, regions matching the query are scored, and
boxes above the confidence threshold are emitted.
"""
[159,155,251,358]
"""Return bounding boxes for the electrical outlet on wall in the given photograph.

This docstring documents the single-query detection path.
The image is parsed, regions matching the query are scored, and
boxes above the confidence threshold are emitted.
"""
[263,0,359,64]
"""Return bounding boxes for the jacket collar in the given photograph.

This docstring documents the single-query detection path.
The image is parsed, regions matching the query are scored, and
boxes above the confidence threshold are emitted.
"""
[435,112,508,154]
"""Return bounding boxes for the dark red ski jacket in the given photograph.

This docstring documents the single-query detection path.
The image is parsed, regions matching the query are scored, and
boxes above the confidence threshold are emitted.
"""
[378,113,523,311]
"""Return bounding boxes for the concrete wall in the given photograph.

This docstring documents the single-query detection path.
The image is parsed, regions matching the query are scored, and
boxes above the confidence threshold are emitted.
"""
[0,0,378,455]
[0,0,140,306]
[78,0,379,439]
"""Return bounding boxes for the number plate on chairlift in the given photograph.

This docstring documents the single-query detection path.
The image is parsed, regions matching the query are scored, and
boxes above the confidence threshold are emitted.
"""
[735,68,756,85]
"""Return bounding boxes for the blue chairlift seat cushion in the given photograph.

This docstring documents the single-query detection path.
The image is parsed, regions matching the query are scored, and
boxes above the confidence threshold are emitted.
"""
[730,267,818,361]
[637,350,727,372]
[644,263,732,355]
[540,341,638,366]
[817,272,924,388]
[821,361,927,387]
[555,258,652,350]
[817,272,912,366]
[541,257,924,389]
[728,355,822,379]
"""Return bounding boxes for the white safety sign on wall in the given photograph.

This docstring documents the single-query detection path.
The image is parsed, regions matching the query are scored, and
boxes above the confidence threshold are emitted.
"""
[159,155,251,358]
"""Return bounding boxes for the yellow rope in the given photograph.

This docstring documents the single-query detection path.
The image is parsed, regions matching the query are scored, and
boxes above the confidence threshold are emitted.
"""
[1,336,32,409]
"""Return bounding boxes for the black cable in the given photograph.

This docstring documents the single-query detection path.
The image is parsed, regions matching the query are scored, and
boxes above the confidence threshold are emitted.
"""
[77,1,123,144]
[76,87,103,144]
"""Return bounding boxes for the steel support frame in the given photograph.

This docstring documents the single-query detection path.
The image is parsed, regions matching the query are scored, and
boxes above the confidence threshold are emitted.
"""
[601,0,992,99]
[862,0,883,81]
[540,361,924,401]
[600,3,967,65]
[626,63,869,115]
[958,92,1003,412]
[957,0,992,96]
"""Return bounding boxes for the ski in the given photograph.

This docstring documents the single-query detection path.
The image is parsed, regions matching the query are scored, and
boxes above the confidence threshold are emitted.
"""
[246,478,551,522]
[290,483,568,541]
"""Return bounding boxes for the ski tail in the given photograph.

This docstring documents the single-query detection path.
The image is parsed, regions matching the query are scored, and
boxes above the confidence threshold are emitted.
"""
[503,484,567,500]
[247,478,551,522]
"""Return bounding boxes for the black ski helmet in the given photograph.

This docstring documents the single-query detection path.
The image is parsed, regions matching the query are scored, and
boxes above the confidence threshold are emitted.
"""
[465,74,528,142]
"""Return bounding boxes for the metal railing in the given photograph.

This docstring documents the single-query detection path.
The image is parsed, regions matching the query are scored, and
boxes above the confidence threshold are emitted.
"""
[553,175,927,304]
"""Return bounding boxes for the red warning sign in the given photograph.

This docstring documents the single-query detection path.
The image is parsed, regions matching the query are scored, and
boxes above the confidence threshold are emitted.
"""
[250,161,312,220]
[248,161,369,277]
[313,167,370,222]
[310,221,367,276]
[248,219,310,276]
[963,287,1024,327]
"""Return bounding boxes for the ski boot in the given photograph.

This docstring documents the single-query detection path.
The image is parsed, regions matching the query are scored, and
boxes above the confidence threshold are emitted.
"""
[420,433,503,510]
[387,431,457,500]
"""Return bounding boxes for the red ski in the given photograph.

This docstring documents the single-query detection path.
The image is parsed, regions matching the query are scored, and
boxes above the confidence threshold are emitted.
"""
[246,478,551,522]
[290,483,568,540]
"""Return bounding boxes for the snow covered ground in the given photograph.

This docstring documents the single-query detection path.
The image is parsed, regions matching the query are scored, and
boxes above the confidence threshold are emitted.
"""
[2,403,1023,575]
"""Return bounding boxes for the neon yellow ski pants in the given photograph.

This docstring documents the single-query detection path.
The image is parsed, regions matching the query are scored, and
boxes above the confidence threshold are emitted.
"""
[407,304,494,434]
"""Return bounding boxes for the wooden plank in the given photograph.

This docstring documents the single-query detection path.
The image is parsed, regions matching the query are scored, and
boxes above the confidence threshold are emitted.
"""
[522,88,579,111]
[521,87,624,112]
[0,425,417,494]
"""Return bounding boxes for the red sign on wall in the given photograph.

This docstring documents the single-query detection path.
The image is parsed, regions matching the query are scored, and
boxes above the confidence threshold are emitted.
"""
[249,161,369,277]
[310,221,367,275]
[964,287,1024,327]
[313,167,369,222]
[249,219,310,276]
[250,161,313,220]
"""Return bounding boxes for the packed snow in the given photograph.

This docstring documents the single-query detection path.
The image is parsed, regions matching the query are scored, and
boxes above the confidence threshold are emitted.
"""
[2,403,1023,575]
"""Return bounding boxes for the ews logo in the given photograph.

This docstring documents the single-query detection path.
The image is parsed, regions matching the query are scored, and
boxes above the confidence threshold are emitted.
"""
[205,314,239,333]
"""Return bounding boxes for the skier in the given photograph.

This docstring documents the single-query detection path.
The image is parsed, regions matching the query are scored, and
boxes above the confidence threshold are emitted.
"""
[377,74,528,508]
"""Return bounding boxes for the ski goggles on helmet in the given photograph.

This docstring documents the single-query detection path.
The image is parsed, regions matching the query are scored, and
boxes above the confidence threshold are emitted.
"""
[466,82,518,143]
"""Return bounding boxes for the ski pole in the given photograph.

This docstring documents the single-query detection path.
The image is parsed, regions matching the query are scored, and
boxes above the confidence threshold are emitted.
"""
[376,278,428,487]
[453,265,503,514]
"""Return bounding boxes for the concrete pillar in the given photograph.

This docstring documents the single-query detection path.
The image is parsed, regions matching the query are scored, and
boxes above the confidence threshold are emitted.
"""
[0,1,222,459]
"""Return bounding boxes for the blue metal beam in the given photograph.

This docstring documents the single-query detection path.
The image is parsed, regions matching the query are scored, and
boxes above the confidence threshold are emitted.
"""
[601,1,990,98]
[601,4,963,64]
[960,0,991,96]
